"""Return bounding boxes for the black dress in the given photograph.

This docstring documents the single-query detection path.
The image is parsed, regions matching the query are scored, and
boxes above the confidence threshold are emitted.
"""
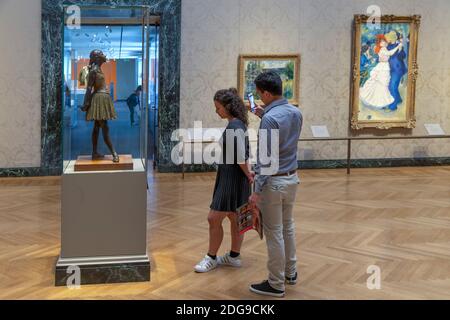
[210,119,251,212]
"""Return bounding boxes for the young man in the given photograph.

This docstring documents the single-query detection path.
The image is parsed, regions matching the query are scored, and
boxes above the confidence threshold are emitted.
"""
[249,71,303,298]
[126,86,142,126]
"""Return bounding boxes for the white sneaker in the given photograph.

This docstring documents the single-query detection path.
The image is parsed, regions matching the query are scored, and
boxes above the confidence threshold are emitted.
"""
[194,255,218,273]
[217,253,242,268]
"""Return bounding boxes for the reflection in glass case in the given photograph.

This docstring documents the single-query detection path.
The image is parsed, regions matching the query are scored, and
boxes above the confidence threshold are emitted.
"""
[62,6,159,173]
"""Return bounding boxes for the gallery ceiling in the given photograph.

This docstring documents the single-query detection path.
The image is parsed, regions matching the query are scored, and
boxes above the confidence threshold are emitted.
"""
[64,25,158,60]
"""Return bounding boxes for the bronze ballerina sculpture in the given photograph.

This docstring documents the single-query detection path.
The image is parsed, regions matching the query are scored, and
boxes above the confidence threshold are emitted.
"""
[82,50,119,163]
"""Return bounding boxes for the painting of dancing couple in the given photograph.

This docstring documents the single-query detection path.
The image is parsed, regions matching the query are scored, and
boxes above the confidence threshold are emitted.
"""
[351,15,420,130]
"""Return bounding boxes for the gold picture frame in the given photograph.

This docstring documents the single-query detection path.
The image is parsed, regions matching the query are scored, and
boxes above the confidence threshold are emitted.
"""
[350,15,421,130]
[238,54,300,106]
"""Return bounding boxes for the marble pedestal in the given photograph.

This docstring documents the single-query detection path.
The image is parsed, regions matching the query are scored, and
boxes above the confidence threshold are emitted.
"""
[55,160,150,286]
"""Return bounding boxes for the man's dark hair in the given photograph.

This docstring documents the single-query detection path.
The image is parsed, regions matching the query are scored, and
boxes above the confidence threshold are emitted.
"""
[254,71,283,96]
[136,85,142,92]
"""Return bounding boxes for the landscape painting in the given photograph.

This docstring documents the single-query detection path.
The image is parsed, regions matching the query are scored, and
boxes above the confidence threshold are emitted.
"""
[239,54,300,106]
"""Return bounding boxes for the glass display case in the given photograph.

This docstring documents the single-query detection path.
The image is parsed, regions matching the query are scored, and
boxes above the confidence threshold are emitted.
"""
[56,5,159,286]
[62,5,159,173]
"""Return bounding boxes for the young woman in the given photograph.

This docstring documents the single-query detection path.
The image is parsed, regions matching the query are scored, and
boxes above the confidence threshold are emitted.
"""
[359,34,403,110]
[194,88,254,273]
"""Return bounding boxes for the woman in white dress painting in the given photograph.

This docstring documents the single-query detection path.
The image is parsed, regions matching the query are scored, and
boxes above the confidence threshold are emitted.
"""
[360,34,403,110]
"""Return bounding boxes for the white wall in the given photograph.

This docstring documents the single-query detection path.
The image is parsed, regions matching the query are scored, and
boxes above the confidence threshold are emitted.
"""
[0,0,41,168]
[1,0,450,168]
[180,0,450,160]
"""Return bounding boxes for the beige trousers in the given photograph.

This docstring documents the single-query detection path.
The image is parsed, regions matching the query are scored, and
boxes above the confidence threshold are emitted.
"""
[258,174,300,291]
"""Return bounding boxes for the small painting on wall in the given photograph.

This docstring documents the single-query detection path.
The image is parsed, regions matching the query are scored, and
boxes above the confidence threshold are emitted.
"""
[351,15,421,130]
[239,54,300,106]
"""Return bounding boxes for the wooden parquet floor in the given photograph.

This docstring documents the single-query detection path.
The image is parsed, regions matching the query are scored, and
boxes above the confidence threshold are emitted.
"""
[1,167,450,300]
